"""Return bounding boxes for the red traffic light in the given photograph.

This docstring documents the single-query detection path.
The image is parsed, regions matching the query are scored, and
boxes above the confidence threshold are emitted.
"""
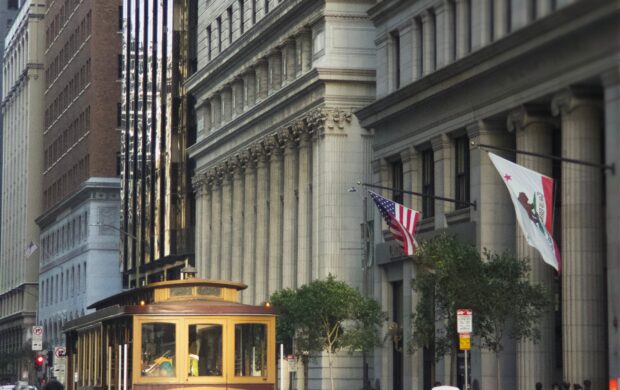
[35,355,45,366]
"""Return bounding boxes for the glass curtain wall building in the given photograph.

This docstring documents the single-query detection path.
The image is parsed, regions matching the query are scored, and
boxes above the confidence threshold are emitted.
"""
[120,0,196,288]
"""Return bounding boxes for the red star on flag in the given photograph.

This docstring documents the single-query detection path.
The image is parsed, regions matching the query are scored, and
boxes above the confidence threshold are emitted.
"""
[504,174,512,181]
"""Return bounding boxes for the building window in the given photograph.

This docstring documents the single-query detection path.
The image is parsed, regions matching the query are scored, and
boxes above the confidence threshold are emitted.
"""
[239,0,244,34]
[227,6,233,44]
[390,30,400,89]
[216,17,222,53]
[422,149,434,218]
[8,0,18,10]
[118,54,123,79]
[252,0,257,24]
[206,25,212,60]
[454,136,470,209]
[391,159,404,204]
[118,6,123,31]
[264,0,269,14]
[415,17,423,79]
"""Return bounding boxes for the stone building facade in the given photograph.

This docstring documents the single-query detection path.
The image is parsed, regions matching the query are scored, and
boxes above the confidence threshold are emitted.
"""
[0,0,45,383]
[37,0,123,350]
[356,0,619,389]
[187,0,376,388]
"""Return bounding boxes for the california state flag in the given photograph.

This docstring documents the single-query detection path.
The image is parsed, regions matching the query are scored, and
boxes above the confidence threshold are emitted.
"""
[488,153,561,272]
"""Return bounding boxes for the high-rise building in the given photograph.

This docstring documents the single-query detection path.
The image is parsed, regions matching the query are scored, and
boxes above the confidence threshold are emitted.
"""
[37,0,124,351]
[0,0,45,383]
[356,0,619,389]
[188,0,376,388]
[120,0,196,288]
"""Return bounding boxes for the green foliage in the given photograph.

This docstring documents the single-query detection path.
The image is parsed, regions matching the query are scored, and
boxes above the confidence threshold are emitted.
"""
[270,274,384,357]
[411,234,552,360]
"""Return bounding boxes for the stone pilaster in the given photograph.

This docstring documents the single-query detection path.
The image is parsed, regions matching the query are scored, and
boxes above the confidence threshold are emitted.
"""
[203,101,212,134]
[267,136,283,294]
[602,68,620,381]
[297,127,312,288]
[254,146,270,304]
[401,147,422,211]
[455,0,469,58]
[467,119,516,390]
[211,94,222,127]
[552,87,606,389]
[537,0,554,18]
[295,29,312,75]
[508,105,557,390]
[243,69,256,108]
[281,129,298,289]
[231,160,245,283]
[268,50,282,93]
[434,2,447,68]
[201,178,212,279]
[443,0,456,65]
[221,86,233,123]
[430,134,454,229]
[255,59,269,100]
[232,78,244,117]
[210,172,222,279]
[193,177,203,273]
[283,39,297,84]
[421,10,435,76]
[494,0,509,39]
[221,167,234,280]
[478,0,492,46]
[242,152,257,303]
[412,18,422,81]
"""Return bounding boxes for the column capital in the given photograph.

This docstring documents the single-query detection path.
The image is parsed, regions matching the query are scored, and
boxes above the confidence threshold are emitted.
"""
[294,27,312,38]
[551,86,603,116]
[466,118,505,139]
[507,104,557,133]
[400,146,418,164]
[601,66,620,88]
[430,133,450,152]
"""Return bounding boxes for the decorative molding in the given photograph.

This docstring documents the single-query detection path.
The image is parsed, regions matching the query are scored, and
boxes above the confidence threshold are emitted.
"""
[551,86,603,116]
[506,104,557,133]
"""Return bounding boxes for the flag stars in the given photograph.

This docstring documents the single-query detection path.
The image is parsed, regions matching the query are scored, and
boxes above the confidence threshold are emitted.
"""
[504,174,512,181]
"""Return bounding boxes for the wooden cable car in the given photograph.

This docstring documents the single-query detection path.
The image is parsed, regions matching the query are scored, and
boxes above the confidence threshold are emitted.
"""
[63,279,276,390]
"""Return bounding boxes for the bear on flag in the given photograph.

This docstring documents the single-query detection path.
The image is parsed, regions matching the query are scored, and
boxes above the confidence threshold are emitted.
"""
[488,152,561,272]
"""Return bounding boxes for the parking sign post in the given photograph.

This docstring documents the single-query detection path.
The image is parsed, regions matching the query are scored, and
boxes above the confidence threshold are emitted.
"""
[457,309,473,390]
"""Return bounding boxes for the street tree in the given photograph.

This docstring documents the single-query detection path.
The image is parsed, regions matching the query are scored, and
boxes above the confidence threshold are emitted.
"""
[270,274,384,390]
[410,234,551,388]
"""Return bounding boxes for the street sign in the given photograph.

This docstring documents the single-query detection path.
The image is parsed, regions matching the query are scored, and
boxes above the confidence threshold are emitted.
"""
[32,326,44,351]
[459,333,471,350]
[55,346,67,358]
[457,309,473,334]
[287,355,296,372]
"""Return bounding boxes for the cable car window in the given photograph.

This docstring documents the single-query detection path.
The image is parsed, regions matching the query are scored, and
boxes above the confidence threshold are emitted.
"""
[188,324,223,377]
[170,286,192,296]
[141,323,176,377]
[197,286,221,296]
[235,324,267,377]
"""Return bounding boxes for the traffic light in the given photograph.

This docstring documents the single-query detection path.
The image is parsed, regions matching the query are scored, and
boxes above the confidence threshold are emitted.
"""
[35,354,45,370]
[47,350,54,367]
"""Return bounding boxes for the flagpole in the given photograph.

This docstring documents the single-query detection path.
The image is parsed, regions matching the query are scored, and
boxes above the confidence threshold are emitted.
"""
[474,142,615,174]
[357,182,477,210]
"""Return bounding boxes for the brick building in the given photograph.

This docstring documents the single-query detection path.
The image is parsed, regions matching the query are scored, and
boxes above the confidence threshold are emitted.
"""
[37,0,123,352]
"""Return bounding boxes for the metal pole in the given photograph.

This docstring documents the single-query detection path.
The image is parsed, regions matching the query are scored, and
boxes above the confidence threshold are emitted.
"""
[280,344,284,390]
[358,182,477,209]
[464,350,468,390]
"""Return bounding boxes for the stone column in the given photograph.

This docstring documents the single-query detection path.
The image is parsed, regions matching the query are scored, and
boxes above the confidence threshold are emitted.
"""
[211,94,222,128]
[478,0,492,46]
[412,18,423,81]
[232,78,244,117]
[231,161,245,283]
[267,136,283,294]
[201,179,212,278]
[434,2,447,68]
[194,178,203,272]
[221,86,233,123]
[210,173,222,279]
[255,59,269,101]
[254,146,270,304]
[455,0,469,58]
[242,152,257,303]
[494,0,509,39]
[268,50,282,93]
[283,39,297,84]
[203,101,212,134]
[243,69,256,107]
[221,167,233,280]
[281,129,298,289]
[295,29,312,75]
[467,120,516,390]
[297,127,312,287]
[507,105,556,390]
[537,0,554,18]
[430,134,454,229]
[552,87,606,389]
[602,69,620,383]
[422,10,435,76]
[443,0,456,65]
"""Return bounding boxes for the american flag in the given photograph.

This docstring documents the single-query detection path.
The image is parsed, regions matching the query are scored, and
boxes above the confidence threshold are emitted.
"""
[369,191,420,256]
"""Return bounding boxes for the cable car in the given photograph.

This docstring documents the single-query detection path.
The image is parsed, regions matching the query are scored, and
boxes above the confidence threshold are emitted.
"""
[63,279,276,390]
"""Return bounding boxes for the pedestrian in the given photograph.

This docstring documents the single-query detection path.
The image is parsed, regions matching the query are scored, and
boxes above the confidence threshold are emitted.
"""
[42,379,63,390]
